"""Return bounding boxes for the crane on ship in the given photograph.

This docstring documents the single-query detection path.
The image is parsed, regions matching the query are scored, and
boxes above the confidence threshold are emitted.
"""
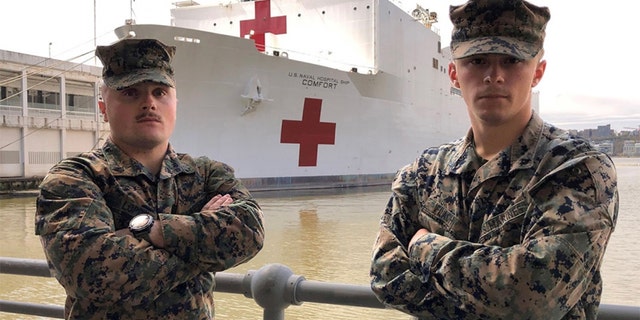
[411,4,438,28]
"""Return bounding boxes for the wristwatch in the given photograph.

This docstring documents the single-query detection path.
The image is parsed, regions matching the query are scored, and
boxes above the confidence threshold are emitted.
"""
[128,214,154,242]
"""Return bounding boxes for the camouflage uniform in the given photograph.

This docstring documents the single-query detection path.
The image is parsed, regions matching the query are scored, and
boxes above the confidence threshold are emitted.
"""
[370,112,618,319]
[449,0,550,60]
[35,139,264,319]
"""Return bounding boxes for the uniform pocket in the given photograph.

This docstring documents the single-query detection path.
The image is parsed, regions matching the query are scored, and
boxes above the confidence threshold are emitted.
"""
[35,196,92,235]
[418,198,463,238]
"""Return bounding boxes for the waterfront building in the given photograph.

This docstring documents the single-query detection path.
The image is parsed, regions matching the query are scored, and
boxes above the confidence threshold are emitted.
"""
[621,140,640,157]
[594,140,614,156]
[0,50,105,179]
[623,140,635,156]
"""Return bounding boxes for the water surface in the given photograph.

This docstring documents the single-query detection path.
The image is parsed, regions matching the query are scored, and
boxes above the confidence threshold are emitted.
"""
[1,158,638,319]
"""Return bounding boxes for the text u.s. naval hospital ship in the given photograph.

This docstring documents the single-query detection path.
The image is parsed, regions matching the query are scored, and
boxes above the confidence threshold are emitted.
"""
[114,0,476,191]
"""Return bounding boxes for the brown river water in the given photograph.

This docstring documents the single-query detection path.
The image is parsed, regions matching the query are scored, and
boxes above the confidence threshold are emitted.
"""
[1,157,638,319]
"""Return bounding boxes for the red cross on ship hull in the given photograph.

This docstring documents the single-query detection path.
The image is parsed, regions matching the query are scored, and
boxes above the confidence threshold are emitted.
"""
[240,0,287,52]
[281,98,336,167]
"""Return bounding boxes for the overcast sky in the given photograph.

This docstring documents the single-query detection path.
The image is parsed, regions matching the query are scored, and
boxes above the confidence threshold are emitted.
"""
[2,0,639,131]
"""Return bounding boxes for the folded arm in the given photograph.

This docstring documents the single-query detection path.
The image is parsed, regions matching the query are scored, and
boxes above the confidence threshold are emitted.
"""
[370,155,618,319]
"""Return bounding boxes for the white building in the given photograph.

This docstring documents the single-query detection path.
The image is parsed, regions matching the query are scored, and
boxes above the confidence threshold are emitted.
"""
[0,50,106,178]
[622,140,640,157]
[594,141,614,156]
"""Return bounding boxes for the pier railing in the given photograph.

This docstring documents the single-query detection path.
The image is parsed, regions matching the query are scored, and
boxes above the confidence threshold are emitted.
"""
[1,257,638,319]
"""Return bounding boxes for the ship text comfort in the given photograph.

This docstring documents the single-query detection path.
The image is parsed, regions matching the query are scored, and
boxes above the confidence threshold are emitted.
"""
[289,72,341,89]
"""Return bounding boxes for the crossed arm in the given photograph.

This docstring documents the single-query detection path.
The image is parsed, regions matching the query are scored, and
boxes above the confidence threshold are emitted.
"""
[370,155,618,319]
[35,158,264,307]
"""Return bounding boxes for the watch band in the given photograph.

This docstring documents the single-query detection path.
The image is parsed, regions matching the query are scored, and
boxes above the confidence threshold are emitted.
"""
[133,227,153,243]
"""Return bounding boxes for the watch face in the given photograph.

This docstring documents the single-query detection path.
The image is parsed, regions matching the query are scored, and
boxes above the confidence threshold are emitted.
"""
[130,214,153,231]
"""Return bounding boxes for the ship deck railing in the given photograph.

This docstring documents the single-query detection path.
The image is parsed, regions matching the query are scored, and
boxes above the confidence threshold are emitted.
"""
[1,257,638,319]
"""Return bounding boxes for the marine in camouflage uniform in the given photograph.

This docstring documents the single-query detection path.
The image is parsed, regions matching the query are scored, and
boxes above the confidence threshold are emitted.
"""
[35,39,264,319]
[371,113,618,319]
[370,1,618,319]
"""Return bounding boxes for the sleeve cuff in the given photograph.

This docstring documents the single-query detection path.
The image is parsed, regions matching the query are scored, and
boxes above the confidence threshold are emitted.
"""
[409,233,451,282]
[158,213,199,262]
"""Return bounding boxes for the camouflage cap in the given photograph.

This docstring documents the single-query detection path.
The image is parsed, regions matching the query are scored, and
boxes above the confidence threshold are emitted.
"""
[449,0,550,60]
[96,38,176,90]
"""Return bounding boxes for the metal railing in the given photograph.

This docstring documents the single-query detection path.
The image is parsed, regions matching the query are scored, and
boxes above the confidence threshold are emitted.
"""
[1,257,638,319]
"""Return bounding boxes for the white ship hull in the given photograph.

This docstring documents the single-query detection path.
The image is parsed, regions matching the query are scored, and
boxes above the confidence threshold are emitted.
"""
[113,0,470,191]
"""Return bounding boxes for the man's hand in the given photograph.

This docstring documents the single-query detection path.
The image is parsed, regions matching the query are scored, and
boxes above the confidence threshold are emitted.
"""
[409,228,430,249]
[202,194,233,211]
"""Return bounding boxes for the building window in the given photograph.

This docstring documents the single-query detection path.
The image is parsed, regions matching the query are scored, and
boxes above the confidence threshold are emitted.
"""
[0,69,22,107]
[0,86,21,106]
[66,80,96,114]
[0,150,20,164]
[27,89,60,110]
[432,58,439,69]
[27,76,60,110]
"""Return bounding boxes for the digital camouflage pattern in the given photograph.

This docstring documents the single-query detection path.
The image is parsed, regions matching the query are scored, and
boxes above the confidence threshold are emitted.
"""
[370,112,618,319]
[96,38,176,90]
[35,138,264,319]
[450,0,550,60]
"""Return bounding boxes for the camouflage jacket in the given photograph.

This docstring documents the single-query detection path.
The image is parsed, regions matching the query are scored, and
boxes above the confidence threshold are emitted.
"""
[370,113,618,319]
[35,139,264,319]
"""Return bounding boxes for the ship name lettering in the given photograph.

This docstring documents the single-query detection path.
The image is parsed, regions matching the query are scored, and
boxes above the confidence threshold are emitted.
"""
[316,76,338,83]
[302,79,338,89]
[288,72,316,80]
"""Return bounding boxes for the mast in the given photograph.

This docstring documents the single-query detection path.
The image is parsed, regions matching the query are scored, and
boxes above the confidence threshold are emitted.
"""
[94,0,97,64]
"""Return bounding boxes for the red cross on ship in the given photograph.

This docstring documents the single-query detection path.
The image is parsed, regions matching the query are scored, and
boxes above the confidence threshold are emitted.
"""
[240,0,287,52]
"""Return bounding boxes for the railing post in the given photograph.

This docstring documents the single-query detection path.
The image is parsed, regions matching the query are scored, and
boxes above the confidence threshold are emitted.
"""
[246,263,305,320]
